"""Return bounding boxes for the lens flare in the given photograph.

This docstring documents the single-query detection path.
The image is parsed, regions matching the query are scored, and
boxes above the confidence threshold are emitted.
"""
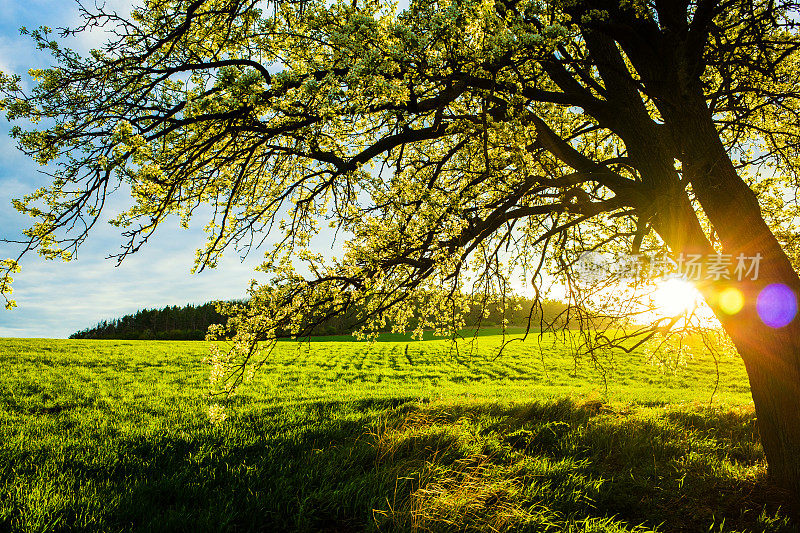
[718,287,744,315]
[756,283,797,328]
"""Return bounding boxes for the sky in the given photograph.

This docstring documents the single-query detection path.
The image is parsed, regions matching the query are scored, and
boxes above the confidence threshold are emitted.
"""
[0,0,539,339]
[0,0,280,338]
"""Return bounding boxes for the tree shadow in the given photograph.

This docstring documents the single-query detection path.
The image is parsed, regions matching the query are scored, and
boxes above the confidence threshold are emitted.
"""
[2,398,795,532]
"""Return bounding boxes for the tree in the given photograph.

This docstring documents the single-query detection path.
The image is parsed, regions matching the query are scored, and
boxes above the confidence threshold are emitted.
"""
[3,0,800,495]
[69,301,229,340]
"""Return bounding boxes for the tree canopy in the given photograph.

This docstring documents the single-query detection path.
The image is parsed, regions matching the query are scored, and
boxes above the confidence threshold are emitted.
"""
[5,0,800,494]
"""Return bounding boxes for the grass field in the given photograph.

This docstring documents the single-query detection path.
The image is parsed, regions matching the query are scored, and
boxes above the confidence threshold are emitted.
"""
[0,331,795,532]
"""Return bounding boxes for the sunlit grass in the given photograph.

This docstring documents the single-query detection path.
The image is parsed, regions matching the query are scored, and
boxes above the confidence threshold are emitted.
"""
[0,333,793,532]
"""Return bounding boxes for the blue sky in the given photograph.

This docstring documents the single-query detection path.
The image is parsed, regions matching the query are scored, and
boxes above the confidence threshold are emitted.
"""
[0,0,542,338]
[0,0,277,338]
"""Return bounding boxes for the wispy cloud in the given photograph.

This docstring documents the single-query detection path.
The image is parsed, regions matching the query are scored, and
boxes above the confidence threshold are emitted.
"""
[0,1,356,338]
[0,224,267,337]
[0,1,267,338]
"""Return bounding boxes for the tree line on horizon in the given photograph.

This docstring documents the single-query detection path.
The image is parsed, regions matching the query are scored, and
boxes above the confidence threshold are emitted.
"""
[70,296,570,340]
[69,302,230,340]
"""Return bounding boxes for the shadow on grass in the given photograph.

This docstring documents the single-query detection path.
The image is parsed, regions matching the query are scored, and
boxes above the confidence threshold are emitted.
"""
[1,398,796,532]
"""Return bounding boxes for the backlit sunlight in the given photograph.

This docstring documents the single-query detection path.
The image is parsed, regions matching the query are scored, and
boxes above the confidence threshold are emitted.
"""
[651,278,703,317]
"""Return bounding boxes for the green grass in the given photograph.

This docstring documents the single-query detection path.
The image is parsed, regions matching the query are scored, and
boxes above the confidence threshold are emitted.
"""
[0,333,795,532]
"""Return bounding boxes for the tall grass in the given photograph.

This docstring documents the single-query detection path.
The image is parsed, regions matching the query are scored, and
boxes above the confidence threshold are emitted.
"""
[0,335,794,532]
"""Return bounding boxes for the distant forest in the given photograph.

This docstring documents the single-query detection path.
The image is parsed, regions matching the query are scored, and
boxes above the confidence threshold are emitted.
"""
[70,296,570,340]
[69,302,230,340]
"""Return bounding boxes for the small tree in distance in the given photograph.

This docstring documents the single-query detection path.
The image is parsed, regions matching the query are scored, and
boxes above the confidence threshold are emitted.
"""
[3,0,800,496]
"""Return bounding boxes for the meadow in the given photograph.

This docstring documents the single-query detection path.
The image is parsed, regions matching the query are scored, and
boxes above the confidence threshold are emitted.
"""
[0,331,795,532]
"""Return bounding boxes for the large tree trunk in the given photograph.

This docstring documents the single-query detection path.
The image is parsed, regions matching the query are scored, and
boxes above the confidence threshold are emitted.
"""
[726,313,800,494]
[569,13,800,493]
[667,96,800,496]
[655,195,800,498]
[697,201,800,497]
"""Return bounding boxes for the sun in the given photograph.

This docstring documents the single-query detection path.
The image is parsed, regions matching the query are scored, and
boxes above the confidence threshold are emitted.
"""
[651,278,703,317]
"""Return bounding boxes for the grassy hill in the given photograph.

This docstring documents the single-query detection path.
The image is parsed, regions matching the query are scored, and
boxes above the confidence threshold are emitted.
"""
[0,333,794,532]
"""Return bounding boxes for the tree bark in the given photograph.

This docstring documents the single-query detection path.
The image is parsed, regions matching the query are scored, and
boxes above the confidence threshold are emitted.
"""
[564,0,800,497]
[575,23,800,494]
[694,178,800,498]
[663,94,800,497]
